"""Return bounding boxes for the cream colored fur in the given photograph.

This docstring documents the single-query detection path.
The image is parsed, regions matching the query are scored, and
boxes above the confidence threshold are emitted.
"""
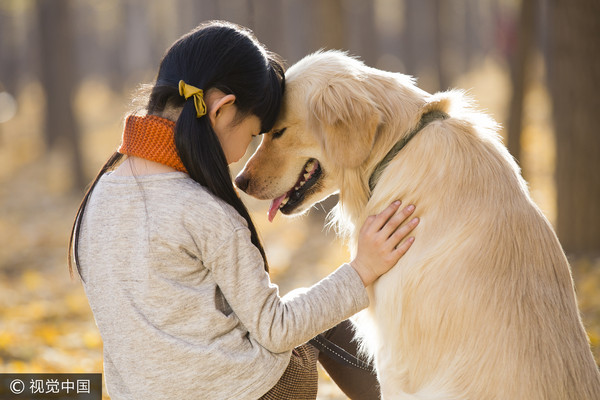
[237,51,600,399]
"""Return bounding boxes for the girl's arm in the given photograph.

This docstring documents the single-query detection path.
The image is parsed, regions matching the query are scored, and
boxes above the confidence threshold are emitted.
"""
[206,202,417,353]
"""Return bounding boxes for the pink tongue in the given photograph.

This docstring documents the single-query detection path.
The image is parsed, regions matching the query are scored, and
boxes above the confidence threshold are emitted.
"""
[268,194,287,222]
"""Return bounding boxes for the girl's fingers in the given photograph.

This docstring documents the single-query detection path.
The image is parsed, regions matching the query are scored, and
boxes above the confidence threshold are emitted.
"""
[387,217,419,249]
[379,204,416,239]
[368,201,402,232]
[394,236,416,257]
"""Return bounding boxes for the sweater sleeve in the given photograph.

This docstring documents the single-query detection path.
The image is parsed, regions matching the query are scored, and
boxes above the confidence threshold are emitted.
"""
[204,227,369,353]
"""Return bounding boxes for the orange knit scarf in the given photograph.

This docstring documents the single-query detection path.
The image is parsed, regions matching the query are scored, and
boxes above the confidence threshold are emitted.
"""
[118,114,187,173]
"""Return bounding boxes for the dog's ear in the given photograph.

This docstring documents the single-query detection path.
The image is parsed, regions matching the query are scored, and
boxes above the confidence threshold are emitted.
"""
[308,78,380,168]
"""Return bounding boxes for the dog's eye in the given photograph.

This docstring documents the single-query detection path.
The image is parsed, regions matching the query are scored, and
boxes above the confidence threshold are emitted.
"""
[272,128,286,139]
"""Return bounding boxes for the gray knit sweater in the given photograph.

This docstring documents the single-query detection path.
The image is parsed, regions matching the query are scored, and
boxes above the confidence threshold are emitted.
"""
[78,172,369,400]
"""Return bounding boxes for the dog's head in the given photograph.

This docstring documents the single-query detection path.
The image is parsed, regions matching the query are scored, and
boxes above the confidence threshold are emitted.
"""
[235,51,380,221]
[235,51,424,222]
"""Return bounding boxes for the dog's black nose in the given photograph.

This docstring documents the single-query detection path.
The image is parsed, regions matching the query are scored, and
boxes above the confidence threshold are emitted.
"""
[235,174,249,191]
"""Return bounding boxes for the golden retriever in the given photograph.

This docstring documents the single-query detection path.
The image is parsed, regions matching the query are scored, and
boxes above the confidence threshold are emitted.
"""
[235,51,600,399]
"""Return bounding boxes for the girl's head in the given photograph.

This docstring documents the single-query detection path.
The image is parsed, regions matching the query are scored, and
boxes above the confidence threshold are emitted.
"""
[69,21,284,275]
[148,20,285,166]
[152,21,283,126]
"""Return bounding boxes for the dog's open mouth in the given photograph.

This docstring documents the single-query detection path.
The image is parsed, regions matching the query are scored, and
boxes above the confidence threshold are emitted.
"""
[268,159,322,222]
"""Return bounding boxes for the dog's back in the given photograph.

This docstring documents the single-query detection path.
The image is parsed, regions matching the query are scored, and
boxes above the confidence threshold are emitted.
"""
[357,92,600,399]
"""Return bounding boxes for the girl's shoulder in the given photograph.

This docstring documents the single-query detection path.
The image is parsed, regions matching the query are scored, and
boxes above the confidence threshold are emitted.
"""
[99,171,248,230]
[169,175,250,231]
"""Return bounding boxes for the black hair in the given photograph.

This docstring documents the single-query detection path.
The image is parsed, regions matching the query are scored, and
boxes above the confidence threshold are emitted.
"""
[69,21,285,276]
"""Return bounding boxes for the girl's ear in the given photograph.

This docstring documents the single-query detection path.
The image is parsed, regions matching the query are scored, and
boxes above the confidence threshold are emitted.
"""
[208,93,236,126]
[307,77,380,168]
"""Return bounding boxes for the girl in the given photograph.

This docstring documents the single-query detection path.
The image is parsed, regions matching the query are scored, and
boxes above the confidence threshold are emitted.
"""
[69,21,419,399]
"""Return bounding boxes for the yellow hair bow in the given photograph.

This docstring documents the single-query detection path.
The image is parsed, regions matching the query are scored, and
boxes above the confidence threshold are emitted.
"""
[179,80,207,118]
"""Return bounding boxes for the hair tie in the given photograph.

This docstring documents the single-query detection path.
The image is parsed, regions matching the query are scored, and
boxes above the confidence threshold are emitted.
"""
[179,80,207,118]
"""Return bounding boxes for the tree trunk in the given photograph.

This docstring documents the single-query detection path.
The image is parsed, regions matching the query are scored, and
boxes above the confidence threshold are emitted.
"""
[36,0,85,189]
[315,0,346,51]
[252,0,285,56]
[433,0,449,91]
[345,0,378,67]
[506,0,536,168]
[0,8,19,95]
[547,0,600,256]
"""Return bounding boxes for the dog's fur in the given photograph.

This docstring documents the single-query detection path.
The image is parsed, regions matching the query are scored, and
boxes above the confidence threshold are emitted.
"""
[236,51,600,399]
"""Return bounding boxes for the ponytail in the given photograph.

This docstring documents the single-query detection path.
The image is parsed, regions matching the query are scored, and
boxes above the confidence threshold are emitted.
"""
[175,99,270,271]
[68,152,124,278]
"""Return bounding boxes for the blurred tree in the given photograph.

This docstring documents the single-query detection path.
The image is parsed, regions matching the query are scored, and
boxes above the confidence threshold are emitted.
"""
[464,0,480,69]
[282,0,345,64]
[36,0,85,189]
[547,0,600,256]
[106,3,127,92]
[402,0,416,74]
[506,0,536,167]
[120,0,153,85]
[0,4,18,96]
[214,0,252,30]
[402,0,422,77]
[178,0,219,34]
[252,0,286,56]
[434,0,450,91]
[402,0,439,92]
[344,0,378,66]
[314,0,346,51]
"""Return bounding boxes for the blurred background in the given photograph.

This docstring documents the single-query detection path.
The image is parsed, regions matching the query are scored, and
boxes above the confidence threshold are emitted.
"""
[0,0,598,398]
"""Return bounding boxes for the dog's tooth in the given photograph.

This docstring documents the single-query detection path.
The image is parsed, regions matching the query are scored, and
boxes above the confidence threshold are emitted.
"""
[280,197,288,207]
[303,172,311,179]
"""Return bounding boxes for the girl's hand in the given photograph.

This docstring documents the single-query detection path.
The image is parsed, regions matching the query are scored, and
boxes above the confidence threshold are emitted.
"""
[350,201,418,287]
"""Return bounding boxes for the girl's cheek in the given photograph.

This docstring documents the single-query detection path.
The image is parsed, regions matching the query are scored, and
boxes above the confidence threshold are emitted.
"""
[232,146,247,164]
[243,137,253,155]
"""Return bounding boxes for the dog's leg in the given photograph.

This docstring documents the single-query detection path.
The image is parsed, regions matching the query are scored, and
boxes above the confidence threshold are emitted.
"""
[375,346,464,400]
[376,355,413,400]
